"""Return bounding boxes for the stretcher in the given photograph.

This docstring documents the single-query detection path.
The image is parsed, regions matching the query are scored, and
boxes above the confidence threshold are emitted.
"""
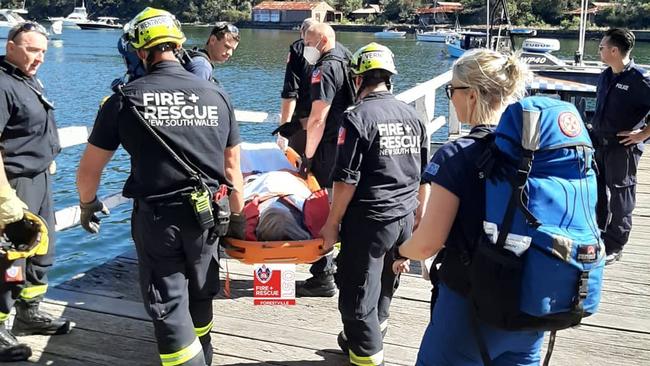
[223,143,328,264]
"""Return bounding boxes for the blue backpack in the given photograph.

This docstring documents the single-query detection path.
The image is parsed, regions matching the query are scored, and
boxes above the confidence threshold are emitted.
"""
[466,96,604,333]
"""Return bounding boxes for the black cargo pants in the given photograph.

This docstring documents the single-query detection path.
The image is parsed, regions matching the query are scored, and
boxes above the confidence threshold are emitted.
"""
[336,211,414,366]
[132,198,221,366]
[595,142,643,254]
[0,170,55,317]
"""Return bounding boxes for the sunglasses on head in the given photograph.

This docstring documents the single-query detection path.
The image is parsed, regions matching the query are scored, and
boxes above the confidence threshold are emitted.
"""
[211,22,239,36]
[10,22,48,42]
[444,84,470,99]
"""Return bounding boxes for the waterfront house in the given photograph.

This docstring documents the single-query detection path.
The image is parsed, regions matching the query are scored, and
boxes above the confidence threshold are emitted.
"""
[416,1,463,25]
[350,5,382,21]
[252,1,338,24]
[567,1,620,23]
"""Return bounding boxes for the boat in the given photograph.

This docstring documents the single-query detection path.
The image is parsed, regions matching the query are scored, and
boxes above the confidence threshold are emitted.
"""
[0,8,27,38]
[1,7,61,39]
[445,31,488,58]
[445,0,514,58]
[416,28,459,43]
[417,12,462,43]
[77,17,122,30]
[48,0,88,28]
[374,27,406,39]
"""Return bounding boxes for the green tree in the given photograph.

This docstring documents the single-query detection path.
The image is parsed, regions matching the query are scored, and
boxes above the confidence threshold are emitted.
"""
[337,0,363,15]
[384,0,421,23]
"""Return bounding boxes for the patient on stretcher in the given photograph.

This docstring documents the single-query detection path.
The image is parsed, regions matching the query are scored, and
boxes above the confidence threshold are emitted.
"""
[243,171,328,242]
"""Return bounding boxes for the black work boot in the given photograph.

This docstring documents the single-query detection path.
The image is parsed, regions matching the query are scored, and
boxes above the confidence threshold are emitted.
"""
[11,301,72,336]
[296,274,337,297]
[0,322,31,362]
[337,331,349,355]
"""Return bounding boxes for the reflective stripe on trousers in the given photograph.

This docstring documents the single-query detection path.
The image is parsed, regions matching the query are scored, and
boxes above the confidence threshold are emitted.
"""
[194,320,213,338]
[350,349,384,366]
[20,284,48,300]
[160,337,203,366]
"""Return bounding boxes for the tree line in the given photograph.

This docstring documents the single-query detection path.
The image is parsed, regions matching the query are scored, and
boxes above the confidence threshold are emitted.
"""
[4,0,650,28]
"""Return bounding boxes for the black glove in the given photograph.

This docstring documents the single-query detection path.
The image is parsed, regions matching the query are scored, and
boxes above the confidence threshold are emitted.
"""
[298,155,312,179]
[271,121,302,138]
[80,197,110,234]
[226,212,246,240]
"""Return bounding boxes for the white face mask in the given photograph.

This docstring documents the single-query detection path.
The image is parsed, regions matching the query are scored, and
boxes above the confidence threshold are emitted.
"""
[303,39,322,65]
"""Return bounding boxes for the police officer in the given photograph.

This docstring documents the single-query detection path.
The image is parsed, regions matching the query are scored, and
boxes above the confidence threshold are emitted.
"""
[592,28,650,265]
[0,21,71,362]
[276,17,319,153]
[183,22,240,84]
[297,23,355,297]
[320,43,428,366]
[76,8,245,366]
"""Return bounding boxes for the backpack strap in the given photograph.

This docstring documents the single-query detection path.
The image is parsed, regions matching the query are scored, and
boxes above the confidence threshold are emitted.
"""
[457,130,495,265]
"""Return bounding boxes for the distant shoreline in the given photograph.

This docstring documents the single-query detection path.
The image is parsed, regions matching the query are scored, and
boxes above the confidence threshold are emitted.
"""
[234,22,650,43]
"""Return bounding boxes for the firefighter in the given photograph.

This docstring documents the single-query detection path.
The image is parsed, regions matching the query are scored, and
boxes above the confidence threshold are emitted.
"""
[76,8,244,365]
[0,21,70,362]
[320,43,429,366]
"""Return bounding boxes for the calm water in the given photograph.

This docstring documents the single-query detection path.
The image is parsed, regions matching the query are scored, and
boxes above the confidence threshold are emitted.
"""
[0,28,648,284]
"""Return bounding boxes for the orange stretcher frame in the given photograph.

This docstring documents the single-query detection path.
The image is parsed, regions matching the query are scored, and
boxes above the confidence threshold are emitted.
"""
[223,238,328,264]
[223,147,328,264]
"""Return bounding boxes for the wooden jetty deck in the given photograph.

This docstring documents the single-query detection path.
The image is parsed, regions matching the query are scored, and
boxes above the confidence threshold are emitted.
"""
[9,152,650,366]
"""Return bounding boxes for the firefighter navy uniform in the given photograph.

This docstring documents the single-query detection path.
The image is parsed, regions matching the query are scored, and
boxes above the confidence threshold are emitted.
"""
[88,60,240,366]
[591,60,650,256]
[334,91,428,365]
[280,39,313,153]
[302,44,354,286]
[309,45,354,188]
[0,56,61,320]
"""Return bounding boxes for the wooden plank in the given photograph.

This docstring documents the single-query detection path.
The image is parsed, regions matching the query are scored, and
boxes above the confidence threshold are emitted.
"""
[44,288,422,365]
[18,328,158,366]
[13,351,101,366]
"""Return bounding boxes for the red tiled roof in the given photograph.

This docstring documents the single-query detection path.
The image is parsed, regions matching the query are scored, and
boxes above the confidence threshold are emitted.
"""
[567,2,619,15]
[253,1,333,11]
[416,4,463,15]
[567,7,598,15]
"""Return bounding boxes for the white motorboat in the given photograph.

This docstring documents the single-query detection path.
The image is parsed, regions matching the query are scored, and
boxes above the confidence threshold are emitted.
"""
[374,27,406,39]
[1,8,61,40]
[416,29,459,43]
[77,17,122,30]
[48,0,88,28]
[0,8,26,38]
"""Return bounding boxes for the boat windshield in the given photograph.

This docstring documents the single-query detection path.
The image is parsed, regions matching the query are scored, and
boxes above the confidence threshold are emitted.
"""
[1,11,26,23]
[71,7,87,15]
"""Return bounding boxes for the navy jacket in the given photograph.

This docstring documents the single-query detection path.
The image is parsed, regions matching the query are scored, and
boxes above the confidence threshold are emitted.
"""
[592,60,650,137]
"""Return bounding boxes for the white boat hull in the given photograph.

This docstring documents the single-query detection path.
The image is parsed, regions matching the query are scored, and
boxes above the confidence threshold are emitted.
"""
[416,31,458,43]
[374,31,406,39]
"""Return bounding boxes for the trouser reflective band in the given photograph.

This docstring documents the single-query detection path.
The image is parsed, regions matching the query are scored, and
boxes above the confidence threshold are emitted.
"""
[380,320,388,333]
[350,349,384,366]
[0,312,9,322]
[160,337,203,366]
[194,320,213,338]
[20,284,48,300]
